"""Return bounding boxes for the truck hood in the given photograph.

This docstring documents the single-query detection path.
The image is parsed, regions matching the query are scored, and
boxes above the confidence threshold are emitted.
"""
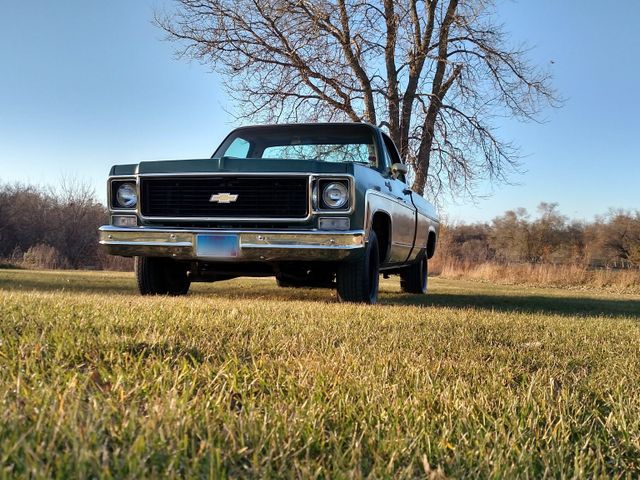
[131,157,356,175]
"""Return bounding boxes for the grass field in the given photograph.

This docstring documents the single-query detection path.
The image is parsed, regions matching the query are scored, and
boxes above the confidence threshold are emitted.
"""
[1,269,639,478]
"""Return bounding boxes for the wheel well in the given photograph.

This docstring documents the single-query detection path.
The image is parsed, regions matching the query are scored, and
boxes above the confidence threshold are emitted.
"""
[371,212,391,263]
[426,231,437,259]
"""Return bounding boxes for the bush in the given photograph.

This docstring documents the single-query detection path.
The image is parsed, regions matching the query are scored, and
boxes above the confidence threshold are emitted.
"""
[0,181,110,270]
[98,252,134,271]
[22,244,71,270]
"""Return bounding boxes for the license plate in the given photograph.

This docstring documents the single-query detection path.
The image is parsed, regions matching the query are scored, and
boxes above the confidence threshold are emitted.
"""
[196,234,239,258]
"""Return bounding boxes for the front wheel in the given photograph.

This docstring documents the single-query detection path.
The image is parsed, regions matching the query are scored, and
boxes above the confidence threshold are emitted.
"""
[135,257,191,296]
[400,255,428,294]
[336,231,380,304]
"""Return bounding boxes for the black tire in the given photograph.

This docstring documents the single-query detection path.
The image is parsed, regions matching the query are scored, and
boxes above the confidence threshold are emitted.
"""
[166,265,191,296]
[135,257,191,296]
[336,231,380,304]
[400,255,428,294]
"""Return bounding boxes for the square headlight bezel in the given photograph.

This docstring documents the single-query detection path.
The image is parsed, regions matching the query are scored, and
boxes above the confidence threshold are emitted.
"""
[314,177,352,213]
[109,178,138,210]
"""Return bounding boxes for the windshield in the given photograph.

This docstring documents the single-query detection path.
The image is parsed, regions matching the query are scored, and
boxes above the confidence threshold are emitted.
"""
[213,124,379,167]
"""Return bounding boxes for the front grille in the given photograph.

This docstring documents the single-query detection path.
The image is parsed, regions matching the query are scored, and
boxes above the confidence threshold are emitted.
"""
[140,176,309,219]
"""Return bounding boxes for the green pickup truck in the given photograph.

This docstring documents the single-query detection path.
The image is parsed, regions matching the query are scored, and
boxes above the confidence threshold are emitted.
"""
[99,123,439,304]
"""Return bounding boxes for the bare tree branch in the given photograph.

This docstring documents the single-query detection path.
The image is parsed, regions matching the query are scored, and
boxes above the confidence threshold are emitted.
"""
[156,0,560,198]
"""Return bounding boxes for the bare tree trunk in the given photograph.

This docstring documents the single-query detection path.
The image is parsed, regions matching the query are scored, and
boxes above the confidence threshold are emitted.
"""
[383,0,400,145]
[412,0,459,194]
[398,0,437,160]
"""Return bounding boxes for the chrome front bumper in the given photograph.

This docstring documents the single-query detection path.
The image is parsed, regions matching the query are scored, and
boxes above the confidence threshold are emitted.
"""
[98,226,365,262]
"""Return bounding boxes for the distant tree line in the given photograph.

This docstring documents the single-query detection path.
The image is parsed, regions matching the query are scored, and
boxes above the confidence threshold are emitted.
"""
[0,182,131,270]
[437,202,640,269]
[1,182,637,272]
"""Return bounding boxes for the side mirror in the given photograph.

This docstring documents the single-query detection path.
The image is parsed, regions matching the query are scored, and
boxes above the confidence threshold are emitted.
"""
[391,162,408,179]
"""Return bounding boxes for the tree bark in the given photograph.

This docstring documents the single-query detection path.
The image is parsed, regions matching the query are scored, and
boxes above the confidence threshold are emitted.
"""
[412,0,459,194]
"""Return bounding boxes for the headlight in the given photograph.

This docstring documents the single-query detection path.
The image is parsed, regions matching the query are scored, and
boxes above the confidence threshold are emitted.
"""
[116,183,137,208]
[322,182,348,209]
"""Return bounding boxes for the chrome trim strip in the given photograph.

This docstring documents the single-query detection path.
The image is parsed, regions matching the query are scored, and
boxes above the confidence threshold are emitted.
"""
[103,240,193,248]
[100,225,364,235]
[240,243,364,250]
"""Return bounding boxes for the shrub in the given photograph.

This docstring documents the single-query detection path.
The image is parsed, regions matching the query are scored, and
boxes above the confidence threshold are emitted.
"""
[22,244,71,270]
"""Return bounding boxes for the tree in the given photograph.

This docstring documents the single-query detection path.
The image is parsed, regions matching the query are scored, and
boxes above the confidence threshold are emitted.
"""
[48,178,108,268]
[490,208,529,263]
[157,0,558,196]
[599,210,640,267]
[529,202,567,263]
[0,182,112,270]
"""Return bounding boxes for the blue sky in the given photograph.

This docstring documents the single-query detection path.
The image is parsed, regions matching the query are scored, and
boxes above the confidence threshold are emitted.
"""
[0,1,638,222]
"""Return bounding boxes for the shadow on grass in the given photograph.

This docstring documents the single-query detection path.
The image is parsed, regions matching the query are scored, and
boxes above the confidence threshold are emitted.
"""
[0,271,137,295]
[0,263,22,270]
[382,291,640,319]
[197,285,640,320]
[1,268,638,319]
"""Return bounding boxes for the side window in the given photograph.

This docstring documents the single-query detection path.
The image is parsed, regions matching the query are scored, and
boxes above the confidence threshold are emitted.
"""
[223,137,251,158]
[381,134,407,183]
[382,134,401,165]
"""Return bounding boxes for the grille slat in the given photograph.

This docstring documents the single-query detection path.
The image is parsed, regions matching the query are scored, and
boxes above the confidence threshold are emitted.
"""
[140,176,308,219]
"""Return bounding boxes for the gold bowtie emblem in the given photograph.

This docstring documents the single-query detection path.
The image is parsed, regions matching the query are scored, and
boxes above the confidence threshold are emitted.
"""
[209,192,239,203]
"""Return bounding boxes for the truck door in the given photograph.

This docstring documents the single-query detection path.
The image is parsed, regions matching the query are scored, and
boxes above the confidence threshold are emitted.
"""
[380,134,417,264]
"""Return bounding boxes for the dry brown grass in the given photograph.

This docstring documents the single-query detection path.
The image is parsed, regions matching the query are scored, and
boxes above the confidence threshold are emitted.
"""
[432,258,640,293]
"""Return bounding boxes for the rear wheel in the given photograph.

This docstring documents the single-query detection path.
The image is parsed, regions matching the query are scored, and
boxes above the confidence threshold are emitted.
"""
[336,231,380,304]
[135,257,191,296]
[400,255,428,294]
